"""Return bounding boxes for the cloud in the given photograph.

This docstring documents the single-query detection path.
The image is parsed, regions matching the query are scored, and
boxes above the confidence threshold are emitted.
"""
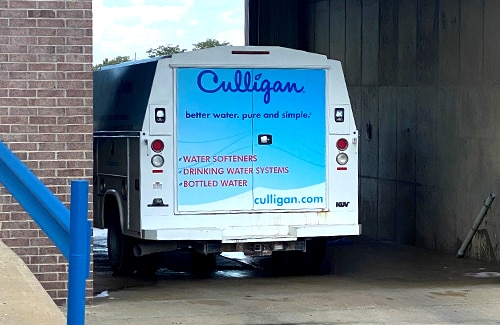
[221,8,243,24]
[217,29,245,46]
[93,0,243,64]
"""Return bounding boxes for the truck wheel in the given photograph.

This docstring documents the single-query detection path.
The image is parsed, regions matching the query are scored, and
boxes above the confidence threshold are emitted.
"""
[190,251,216,277]
[136,253,161,276]
[107,215,137,275]
[271,238,328,275]
[299,237,328,274]
[270,250,293,275]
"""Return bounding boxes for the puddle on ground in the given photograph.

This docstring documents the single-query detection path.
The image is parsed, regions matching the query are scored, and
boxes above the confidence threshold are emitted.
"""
[465,271,500,278]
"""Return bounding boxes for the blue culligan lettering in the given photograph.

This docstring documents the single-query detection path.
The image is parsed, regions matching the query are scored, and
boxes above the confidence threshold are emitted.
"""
[254,194,323,207]
[196,70,220,93]
[196,69,305,104]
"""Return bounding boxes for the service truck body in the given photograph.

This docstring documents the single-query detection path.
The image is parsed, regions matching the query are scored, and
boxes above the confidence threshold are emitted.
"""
[93,46,360,273]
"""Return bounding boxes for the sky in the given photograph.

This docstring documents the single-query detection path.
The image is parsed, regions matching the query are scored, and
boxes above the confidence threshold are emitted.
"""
[93,0,245,64]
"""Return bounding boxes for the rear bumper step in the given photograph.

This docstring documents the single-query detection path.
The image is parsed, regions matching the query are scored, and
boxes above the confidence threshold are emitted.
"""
[142,224,361,242]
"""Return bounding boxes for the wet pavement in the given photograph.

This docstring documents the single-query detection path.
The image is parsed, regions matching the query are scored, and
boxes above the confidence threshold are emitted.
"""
[87,230,500,324]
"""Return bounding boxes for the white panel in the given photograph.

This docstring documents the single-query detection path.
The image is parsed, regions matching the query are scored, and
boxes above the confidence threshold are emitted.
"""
[169,46,330,68]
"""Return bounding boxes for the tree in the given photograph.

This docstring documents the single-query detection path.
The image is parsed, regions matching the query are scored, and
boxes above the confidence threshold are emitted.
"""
[93,56,131,71]
[146,45,186,58]
[95,39,232,66]
[146,39,231,58]
[193,38,230,50]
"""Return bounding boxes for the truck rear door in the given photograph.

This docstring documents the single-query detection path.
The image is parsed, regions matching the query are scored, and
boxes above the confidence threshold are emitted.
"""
[176,67,326,213]
[251,68,326,211]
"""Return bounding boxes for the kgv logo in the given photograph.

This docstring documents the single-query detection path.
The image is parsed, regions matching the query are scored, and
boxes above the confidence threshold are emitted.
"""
[336,201,350,208]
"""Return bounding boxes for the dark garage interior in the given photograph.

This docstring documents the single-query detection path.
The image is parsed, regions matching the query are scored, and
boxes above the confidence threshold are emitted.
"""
[247,0,500,263]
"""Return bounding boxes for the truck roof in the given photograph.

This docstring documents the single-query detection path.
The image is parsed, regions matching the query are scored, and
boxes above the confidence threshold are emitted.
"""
[93,56,160,132]
[93,46,339,132]
[169,46,329,68]
[94,56,166,71]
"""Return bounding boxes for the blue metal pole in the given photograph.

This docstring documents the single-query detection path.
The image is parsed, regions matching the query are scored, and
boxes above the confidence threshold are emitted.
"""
[67,180,90,325]
[0,140,70,257]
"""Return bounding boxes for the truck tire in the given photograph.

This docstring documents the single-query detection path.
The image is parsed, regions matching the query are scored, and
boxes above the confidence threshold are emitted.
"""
[136,253,161,276]
[299,237,328,274]
[107,213,137,275]
[271,238,328,275]
[190,251,216,277]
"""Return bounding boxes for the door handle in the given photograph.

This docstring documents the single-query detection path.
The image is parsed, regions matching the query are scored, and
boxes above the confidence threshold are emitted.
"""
[258,134,272,145]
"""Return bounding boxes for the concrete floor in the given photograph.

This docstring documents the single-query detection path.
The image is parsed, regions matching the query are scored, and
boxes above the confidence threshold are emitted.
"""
[86,238,500,324]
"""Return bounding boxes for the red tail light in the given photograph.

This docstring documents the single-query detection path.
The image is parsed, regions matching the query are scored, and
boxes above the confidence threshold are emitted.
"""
[151,139,164,152]
[336,138,348,151]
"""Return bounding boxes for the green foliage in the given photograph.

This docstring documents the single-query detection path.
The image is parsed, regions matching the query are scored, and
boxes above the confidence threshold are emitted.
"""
[192,38,230,50]
[146,39,231,57]
[96,39,232,64]
[146,45,186,58]
[93,56,131,70]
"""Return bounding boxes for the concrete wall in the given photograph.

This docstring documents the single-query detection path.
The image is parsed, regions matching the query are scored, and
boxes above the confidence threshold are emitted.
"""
[0,0,93,304]
[248,0,500,263]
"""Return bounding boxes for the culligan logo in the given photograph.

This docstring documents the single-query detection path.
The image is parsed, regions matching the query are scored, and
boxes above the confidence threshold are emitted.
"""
[196,69,304,104]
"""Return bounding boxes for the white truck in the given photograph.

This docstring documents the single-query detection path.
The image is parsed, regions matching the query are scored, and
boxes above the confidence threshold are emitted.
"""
[93,46,360,275]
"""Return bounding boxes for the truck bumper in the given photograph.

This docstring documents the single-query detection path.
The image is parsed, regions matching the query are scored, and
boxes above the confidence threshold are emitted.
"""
[142,224,361,242]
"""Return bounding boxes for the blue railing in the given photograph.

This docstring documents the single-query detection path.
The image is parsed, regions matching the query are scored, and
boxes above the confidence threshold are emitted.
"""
[0,140,91,325]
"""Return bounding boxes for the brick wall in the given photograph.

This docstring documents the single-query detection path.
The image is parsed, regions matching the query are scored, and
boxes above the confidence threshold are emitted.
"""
[0,0,93,305]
